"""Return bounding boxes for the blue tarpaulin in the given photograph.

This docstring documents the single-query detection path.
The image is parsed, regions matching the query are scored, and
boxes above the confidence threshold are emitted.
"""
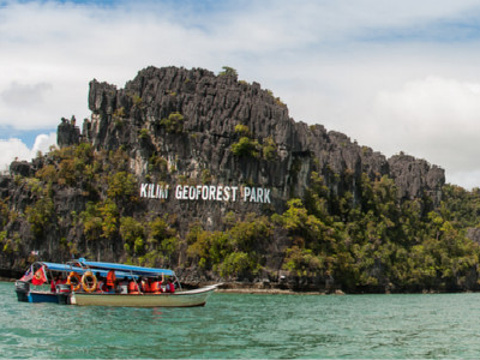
[75,258,175,277]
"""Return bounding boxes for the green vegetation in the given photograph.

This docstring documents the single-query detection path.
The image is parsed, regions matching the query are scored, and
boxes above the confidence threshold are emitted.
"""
[120,215,179,267]
[231,124,261,158]
[113,107,126,128]
[138,128,150,139]
[131,94,143,108]
[186,214,271,279]
[159,112,184,133]
[265,89,286,107]
[262,137,278,161]
[269,175,480,292]
[3,138,480,293]
[234,124,251,137]
[231,137,260,158]
[218,66,238,78]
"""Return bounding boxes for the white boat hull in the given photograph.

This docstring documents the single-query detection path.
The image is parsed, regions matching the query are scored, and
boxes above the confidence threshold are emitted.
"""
[70,285,219,307]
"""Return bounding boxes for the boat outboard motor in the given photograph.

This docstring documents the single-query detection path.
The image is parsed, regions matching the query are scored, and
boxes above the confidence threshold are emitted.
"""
[15,280,30,302]
[56,284,72,305]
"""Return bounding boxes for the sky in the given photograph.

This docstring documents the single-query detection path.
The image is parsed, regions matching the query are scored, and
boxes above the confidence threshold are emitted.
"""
[2,0,480,189]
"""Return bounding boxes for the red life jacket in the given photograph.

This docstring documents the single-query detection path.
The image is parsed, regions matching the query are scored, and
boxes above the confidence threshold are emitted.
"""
[142,280,151,293]
[166,282,175,293]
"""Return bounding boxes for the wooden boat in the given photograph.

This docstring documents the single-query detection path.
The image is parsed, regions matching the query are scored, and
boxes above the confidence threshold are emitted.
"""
[66,258,221,308]
[70,284,219,307]
[15,262,85,304]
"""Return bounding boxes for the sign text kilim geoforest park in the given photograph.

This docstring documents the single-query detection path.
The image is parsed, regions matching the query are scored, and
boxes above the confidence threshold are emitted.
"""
[139,183,271,204]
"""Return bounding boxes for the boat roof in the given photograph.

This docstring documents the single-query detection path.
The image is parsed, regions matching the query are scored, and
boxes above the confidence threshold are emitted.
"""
[39,262,122,278]
[73,258,175,277]
[40,262,84,273]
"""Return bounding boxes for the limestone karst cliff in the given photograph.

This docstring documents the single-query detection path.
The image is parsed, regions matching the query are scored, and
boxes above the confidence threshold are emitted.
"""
[79,66,444,219]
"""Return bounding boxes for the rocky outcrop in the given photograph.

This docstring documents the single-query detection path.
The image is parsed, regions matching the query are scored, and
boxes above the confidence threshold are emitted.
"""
[9,161,34,177]
[388,153,445,203]
[84,66,444,215]
[57,116,81,148]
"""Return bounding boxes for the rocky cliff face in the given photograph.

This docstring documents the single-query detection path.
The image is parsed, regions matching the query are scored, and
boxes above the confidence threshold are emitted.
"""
[76,66,444,222]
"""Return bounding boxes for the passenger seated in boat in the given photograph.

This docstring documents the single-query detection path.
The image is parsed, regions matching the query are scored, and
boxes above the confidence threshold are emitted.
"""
[96,275,108,293]
[58,274,67,284]
[51,275,60,292]
[147,277,154,293]
[117,277,129,294]
[128,279,140,294]
[140,277,151,293]
[150,274,165,294]
[166,277,175,293]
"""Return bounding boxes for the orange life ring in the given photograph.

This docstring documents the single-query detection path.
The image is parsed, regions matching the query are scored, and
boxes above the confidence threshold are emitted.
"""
[81,271,97,293]
[66,271,81,291]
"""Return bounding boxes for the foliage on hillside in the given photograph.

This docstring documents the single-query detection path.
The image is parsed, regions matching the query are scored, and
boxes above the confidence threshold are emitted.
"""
[1,142,480,293]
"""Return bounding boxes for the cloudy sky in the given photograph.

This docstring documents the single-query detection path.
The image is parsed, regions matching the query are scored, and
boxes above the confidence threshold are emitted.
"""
[2,0,480,189]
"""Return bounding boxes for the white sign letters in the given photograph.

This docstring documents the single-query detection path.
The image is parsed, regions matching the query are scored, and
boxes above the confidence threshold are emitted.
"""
[140,183,271,204]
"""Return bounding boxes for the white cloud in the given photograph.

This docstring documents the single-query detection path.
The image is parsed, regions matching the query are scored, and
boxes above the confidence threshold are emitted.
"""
[2,0,480,188]
[1,82,52,107]
[367,76,480,173]
[0,133,56,174]
[32,132,57,156]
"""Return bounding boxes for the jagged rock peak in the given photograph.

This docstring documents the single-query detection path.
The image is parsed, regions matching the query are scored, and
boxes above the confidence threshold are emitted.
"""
[87,66,292,143]
[388,153,445,201]
[79,65,445,205]
[57,116,81,148]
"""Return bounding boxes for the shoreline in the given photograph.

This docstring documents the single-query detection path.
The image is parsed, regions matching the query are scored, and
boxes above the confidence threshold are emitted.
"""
[215,288,330,295]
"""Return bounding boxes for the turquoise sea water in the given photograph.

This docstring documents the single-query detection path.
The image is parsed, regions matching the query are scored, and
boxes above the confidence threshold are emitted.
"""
[2,282,480,359]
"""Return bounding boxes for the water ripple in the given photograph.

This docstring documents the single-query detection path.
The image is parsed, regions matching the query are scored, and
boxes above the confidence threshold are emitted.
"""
[2,284,480,358]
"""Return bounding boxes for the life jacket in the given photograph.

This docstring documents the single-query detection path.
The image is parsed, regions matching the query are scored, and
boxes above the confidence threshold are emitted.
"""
[128,281,139,294]
[142,281,151,293]
[151,281,163,294]
[166,282,175,293]
[106,270,116,288]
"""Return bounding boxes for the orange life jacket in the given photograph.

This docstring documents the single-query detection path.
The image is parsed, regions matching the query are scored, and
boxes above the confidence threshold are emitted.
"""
[106,270,116,287]
[151,281,163,294]
[128,281,139,294]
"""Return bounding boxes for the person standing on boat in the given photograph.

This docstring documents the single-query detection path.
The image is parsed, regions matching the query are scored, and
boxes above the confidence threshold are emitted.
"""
[106,270,116,293]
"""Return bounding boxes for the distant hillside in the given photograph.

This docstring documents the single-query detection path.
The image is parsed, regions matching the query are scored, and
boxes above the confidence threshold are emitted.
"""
[2,66,479,293]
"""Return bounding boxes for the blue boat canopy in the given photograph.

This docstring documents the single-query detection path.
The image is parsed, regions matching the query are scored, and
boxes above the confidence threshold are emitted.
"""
[39,262,120,278]
[39,262,84,274]
[74,258,175,277]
